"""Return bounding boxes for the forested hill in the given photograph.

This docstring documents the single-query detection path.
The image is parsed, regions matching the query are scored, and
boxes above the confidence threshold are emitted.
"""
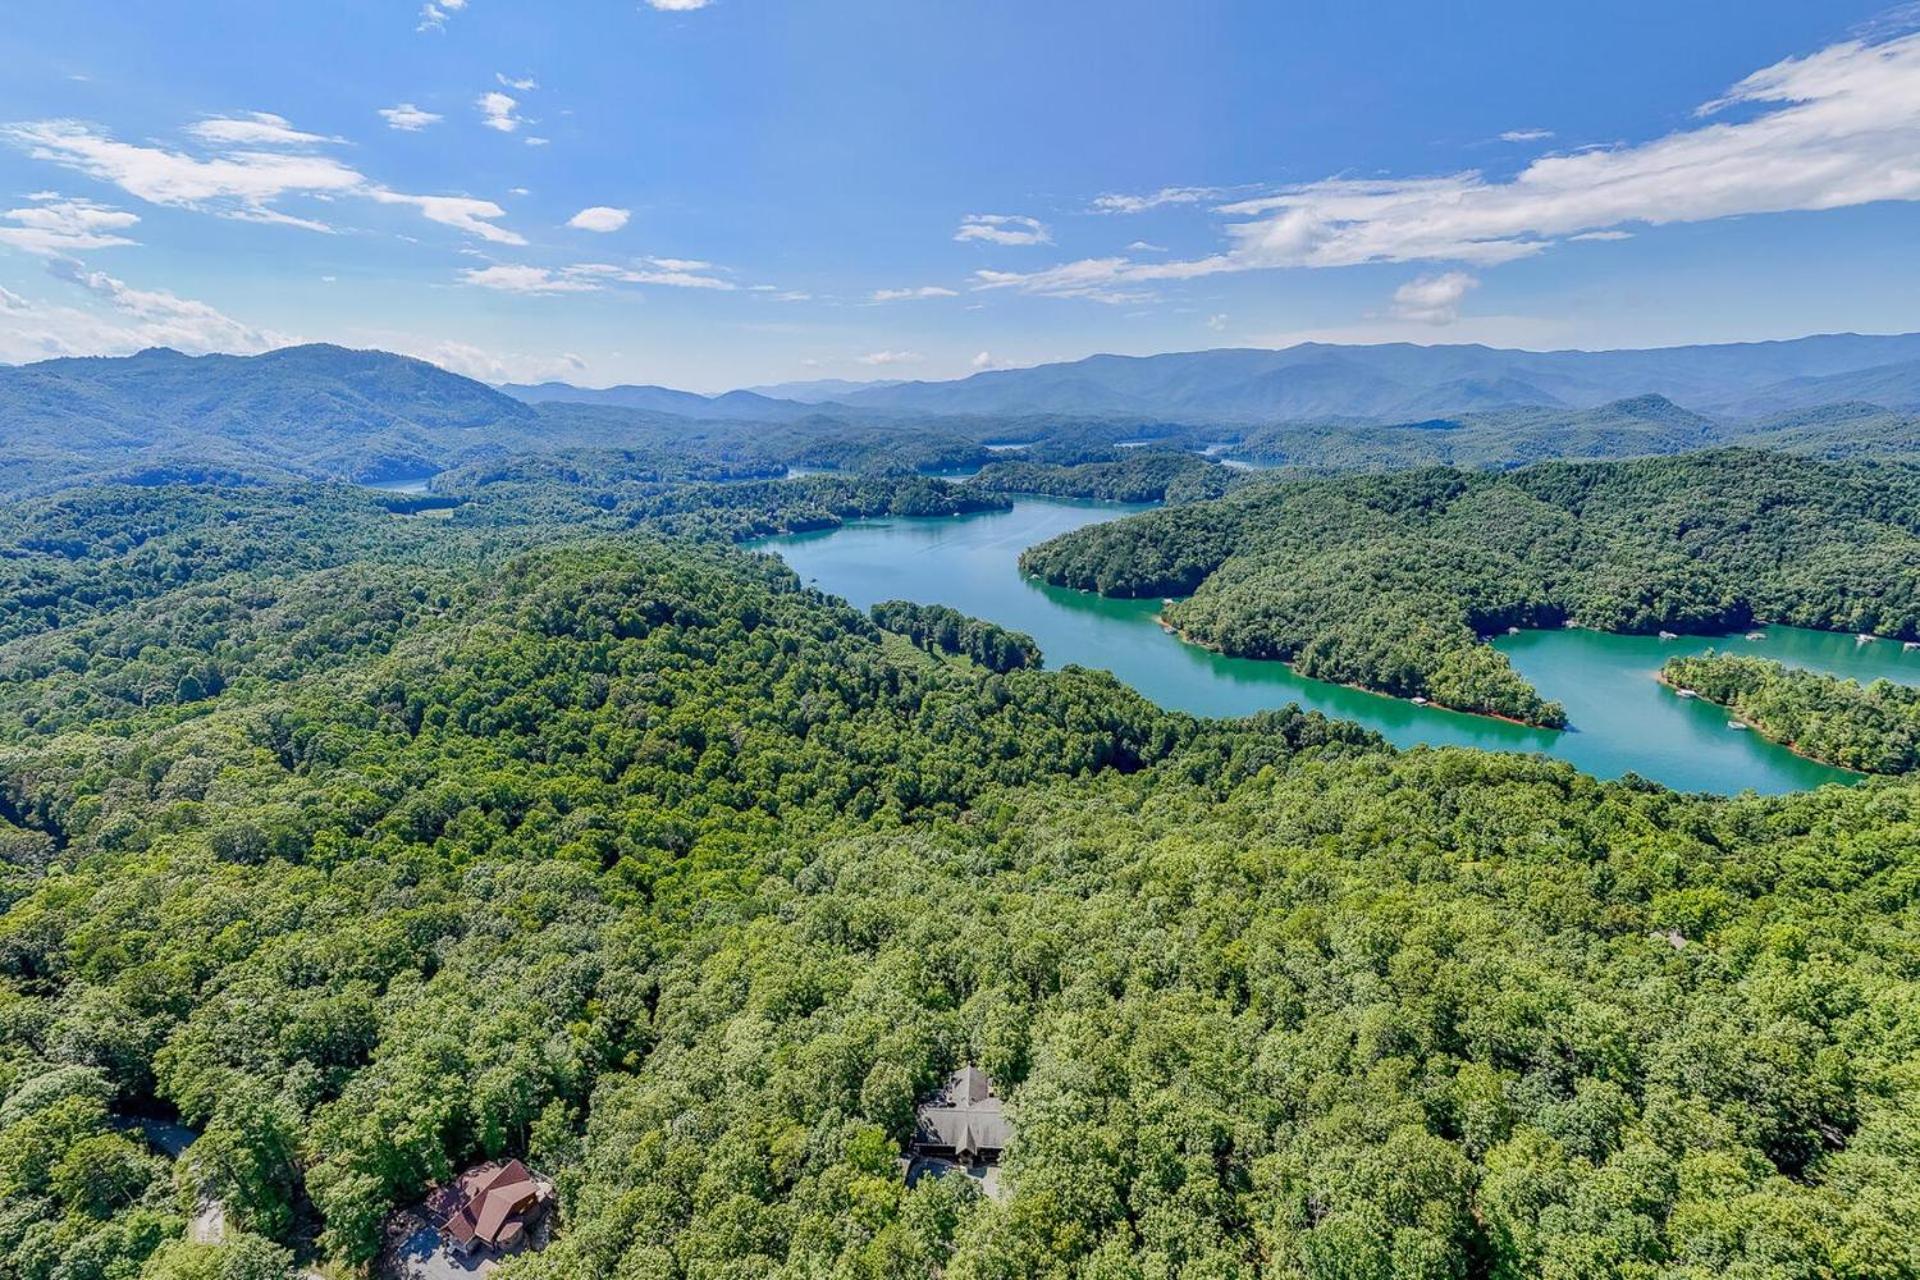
[12,343,1920,503]
[4,478,1920,1278]
[1662,652,1920,775]
[1021,450,1920,725]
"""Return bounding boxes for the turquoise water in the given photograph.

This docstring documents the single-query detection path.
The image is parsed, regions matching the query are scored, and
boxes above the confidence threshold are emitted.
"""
[364,474,436,494]
[761,498,1918,794]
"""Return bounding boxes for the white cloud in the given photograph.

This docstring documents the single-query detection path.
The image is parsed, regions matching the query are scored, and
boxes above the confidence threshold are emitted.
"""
[870,285,958,301]
[970,350,1000,370]
[497,73,539,91]
[418,0,468,31]
[1499,128,1555,143]
[4,119,362,220]
[370,192,524,244]
[478,92,521,133]
[460,264,600,294]
[412,339,585,384]
[645,0,711,9]
[955,213,1051,246]
[567,205,630,232]
[188,112,338,148]
[550,259,735,290]
[1389,271,1478,325]
[524,136,550,147]
[1206,312,1228,332]
[10,259,295,357]
[981,32,1920,299]
[0,196,139,256]
[379,103,443,131]
[1091,186,1223,214]
[2,117,526,246]
[857,349,922,365]
[1126,240,1167,252]
[1570,229,1633,242]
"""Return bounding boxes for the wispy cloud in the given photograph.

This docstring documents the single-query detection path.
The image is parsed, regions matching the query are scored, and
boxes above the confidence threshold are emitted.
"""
[368,192,523,244]
[188,112,339,148]
[984,32,1920,299]
[41,259,289,355]
[955,213,1051,246]
[478,92,521,133]
[461,258,736,294]
[567,205,630,232]
[1389,271,1478,324]
[645,0,711,9]
[3,116,524,245]
[857,349,922,365]
[379,103,442,131]
[870,285,957,301]
[418,0,468,31]
[0,195,139,256]
[566,259,735,289]
[1090,186,1224,214]
[1498,127,1554,143]
[460,264,600,294]
[496,72,539,91]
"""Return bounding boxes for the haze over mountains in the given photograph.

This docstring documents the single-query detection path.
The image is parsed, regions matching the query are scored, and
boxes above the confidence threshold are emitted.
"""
[501,332,1920,423]
[7,332,1920,498]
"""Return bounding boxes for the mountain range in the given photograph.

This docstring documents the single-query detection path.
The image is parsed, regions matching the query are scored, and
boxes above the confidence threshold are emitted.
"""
[495,332,1920,424]
[7,334,1920,498]
[816,334,1920,421]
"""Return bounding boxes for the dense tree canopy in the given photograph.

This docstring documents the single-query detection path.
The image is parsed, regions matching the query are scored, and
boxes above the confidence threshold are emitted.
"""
[1021,451,1920,725]
[1,450,1919,1279]
[1663,652,1920,774]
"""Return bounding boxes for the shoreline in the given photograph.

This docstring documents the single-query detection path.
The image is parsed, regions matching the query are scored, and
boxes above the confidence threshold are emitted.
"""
[1151,611,1562,731]
[1652,672,1867,775]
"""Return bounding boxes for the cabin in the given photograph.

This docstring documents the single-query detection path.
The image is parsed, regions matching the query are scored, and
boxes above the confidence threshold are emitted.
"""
[429,1159,552,1257]
[911,1066,1012,1167]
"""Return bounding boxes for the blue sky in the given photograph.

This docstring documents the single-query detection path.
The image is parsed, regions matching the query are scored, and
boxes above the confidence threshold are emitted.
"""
[2,1,1918,390]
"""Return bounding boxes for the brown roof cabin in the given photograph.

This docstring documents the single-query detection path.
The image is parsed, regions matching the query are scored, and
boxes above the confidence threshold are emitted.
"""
[911,1066,1011,1165]
[431,1159,551,1256]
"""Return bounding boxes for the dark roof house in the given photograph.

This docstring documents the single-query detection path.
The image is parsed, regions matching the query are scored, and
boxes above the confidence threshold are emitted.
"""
[912,1066,1012,1165]
[430,1159,552,1256]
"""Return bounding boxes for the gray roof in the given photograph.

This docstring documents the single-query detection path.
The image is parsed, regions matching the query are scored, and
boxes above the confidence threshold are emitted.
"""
[913,1066,1011,1156]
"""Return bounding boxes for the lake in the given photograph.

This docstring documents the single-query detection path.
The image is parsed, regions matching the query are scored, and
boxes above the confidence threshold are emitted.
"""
[364,474,436,494]
[761,498,1917,794]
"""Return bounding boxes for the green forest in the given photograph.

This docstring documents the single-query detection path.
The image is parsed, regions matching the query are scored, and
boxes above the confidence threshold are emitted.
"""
[1020,451,1920,725]
[0,464,1918,1280]
[1662,652,1920,775]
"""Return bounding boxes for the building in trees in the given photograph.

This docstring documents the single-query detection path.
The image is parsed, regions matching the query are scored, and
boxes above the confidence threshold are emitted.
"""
[430,1159,552,1257]
[911,1066,1011,1167]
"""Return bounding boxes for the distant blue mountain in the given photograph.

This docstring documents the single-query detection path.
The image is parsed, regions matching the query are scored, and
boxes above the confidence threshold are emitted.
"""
[827,334,1920,421]
[500,380,820,422]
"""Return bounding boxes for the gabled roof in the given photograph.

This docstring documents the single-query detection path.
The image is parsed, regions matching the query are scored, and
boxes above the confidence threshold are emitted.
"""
[914,1066,1012,1155]
[440,1159,546,1249]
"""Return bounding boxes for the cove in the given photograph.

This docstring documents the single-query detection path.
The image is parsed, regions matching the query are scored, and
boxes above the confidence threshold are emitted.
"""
[761,498,1913,794]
